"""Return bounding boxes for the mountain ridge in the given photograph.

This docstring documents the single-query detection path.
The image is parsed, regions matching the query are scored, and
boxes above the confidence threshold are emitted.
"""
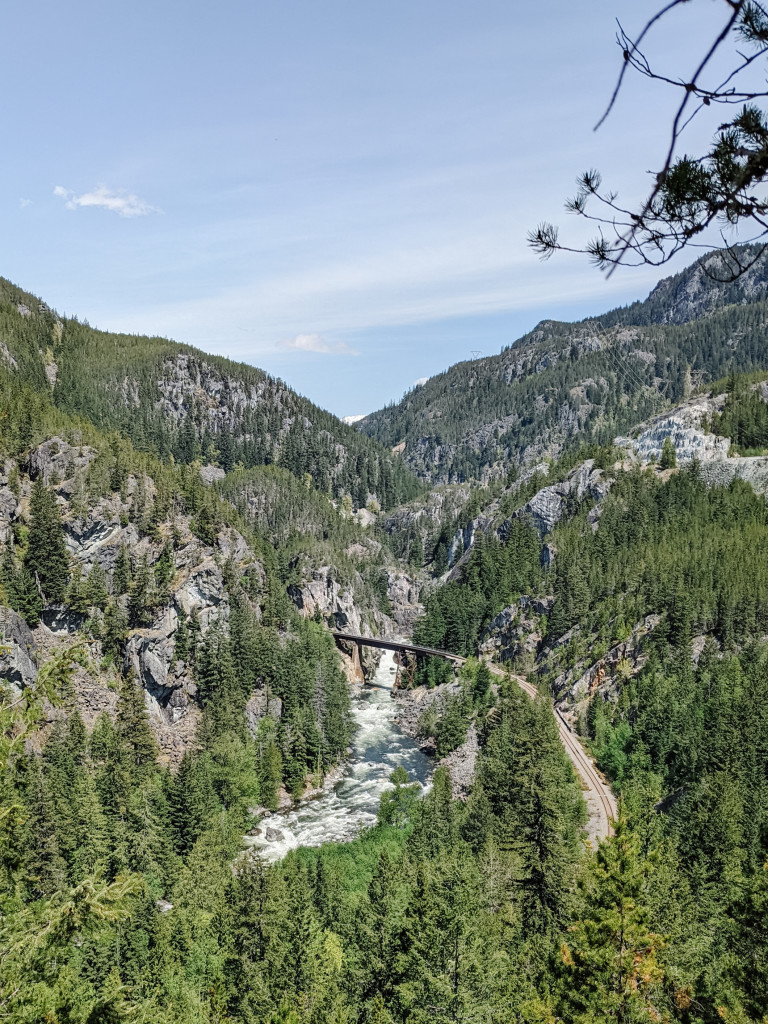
[359,244,768,483]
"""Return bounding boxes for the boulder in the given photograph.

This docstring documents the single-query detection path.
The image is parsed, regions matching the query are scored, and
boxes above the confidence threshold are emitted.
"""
[199,464,226,486]
[265,827,285,842]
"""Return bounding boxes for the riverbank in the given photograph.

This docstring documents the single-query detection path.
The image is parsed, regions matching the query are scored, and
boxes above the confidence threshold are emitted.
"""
[244,651,433,861]
[392,680,479,798]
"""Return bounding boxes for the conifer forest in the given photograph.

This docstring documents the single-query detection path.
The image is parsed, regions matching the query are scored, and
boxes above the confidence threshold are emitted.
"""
[2,243,768,1024]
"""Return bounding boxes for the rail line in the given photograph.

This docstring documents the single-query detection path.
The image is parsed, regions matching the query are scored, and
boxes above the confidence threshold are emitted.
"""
[492,665,616,841]
[331,631,617,842]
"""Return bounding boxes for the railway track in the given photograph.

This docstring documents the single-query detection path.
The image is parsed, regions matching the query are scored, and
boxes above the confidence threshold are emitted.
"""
[331,632,616,842]
[488,664,617,842]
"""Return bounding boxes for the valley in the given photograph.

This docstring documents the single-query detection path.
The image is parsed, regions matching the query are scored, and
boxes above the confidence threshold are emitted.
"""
[2,247,768,1023]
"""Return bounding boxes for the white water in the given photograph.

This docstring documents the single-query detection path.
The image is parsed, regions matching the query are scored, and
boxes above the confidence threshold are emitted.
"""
[246,650,432,862]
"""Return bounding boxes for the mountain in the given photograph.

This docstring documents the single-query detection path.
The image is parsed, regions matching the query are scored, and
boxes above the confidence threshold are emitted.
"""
[0,276,420,510]
[359,244,768,483]
[2,258,768,1024]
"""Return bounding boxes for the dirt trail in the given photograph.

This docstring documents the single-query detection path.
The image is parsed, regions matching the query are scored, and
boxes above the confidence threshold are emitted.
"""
[487,663,617,843]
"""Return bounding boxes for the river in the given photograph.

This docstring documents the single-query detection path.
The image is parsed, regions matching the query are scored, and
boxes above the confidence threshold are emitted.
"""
[246,650,433,862]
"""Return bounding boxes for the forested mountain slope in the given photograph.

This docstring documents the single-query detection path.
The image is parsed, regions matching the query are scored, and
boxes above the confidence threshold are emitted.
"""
[401,375,768,1023]
[0,276,420,509]
[360,245,768,483]
[3,258,768,1023]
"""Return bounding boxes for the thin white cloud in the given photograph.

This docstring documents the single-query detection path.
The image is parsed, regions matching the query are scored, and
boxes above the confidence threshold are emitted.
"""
[279,333,358,356]
[18,198,32,208]
[53,184,160,218]
[342,414,366,424]
[413,377,429,387]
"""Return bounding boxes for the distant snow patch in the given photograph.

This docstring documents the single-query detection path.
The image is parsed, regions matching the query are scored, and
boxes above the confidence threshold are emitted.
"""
[343,414,366,425]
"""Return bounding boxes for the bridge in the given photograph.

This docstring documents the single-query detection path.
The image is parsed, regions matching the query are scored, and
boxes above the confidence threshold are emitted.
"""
[331,630,616,842]
[330,631,466,665]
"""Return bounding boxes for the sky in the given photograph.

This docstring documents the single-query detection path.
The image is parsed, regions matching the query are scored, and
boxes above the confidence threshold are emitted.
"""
[0,0,738,417]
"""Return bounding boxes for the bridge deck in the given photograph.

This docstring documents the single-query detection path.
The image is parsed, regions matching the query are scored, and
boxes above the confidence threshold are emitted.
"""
[331,631,466,664]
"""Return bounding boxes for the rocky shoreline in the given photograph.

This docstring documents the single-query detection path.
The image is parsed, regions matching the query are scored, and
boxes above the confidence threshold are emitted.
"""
[392,682,479,798]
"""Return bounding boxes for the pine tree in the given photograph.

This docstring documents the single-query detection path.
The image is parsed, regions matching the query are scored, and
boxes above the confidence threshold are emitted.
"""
[257,738,283,812]
[113,545,130,595]
[115,676,157,780]
[560,818,670,1024]
[168,751,218,854]
[86,561,109,610]
[10,564,43,627]
[127,556,154,628]
[102,600,128,663]
[22,758,69,898]
[24,478,69,603]
[660,436,677,470]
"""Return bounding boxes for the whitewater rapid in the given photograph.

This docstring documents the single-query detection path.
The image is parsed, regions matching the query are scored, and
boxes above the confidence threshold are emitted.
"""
[246,650,432,862]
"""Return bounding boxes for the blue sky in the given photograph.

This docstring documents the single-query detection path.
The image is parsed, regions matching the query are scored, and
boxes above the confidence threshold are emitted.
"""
[2,0,732,417]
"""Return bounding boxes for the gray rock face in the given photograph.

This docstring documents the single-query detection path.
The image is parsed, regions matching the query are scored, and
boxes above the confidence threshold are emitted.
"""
[0,485,20,543]
[615,395,729,464]
[245,689,283,736]
[41,607,87,635]
[540,543,557,569]
[0,608,38,694]
[439,725,479,799]
[498,460,612,538]
[65,515,140,572]
[124,622,195,727]
[478,596,552,662]
[217,528,251,563]
[699,456,768,494]
[175,557,229,630]
[199,464,226,485]
[385,571,423,634]
[26,437,97,485]
[289,569,364,634]
[546,614,662,728]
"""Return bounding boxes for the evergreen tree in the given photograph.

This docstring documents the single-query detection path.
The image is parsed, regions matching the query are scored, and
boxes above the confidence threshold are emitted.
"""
[10,564,43,627]
[560,818,670,1024]
[115,677,157,781]
[127,555,154,628]
[24,478,69,603]
[113,544,130,596]
[85,561,109,610]
[660,435,677,470]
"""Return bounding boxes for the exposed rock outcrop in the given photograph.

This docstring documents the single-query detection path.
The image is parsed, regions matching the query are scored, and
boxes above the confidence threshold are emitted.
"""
[615,394,729,464]
[439,725,479,799]
[0,607,38,694]
[26,437,97,485]
[546,615,662,728]
[478,596,553,662]
[698,455,768,493]
[498,460,613,538]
